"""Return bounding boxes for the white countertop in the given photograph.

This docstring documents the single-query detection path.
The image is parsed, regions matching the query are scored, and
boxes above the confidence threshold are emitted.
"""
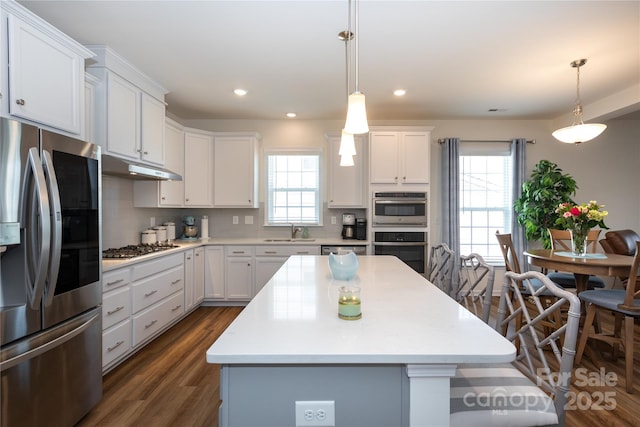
[102,237,369,272]
[206,255,516,365]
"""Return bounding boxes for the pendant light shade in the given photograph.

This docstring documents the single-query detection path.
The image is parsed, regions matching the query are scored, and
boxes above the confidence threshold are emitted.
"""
[552,59,606,144]
[339,129,356,156]
[552,123,607,144]
[340,154,355,167]
[344,92,369,134]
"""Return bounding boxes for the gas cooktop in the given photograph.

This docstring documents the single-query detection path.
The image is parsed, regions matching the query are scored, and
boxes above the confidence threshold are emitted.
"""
[102,243,179,259]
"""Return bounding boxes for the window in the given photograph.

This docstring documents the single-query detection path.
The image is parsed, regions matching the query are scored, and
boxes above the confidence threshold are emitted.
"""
[459,143,513,264]
[266,152,321,225]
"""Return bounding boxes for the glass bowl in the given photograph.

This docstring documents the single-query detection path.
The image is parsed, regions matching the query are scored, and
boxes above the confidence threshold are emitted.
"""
[328,251,359,281]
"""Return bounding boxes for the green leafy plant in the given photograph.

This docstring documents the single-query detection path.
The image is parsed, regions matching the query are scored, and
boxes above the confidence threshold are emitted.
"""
[513,160,578,249]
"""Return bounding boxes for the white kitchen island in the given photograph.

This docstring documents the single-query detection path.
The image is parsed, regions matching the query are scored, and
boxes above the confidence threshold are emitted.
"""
[206,255,515,427]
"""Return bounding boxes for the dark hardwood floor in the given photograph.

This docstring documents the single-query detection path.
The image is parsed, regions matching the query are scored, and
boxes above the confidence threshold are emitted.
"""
[77,304,640,427]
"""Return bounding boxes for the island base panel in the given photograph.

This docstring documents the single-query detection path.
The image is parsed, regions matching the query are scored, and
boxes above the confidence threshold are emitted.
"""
[219,364,409,427]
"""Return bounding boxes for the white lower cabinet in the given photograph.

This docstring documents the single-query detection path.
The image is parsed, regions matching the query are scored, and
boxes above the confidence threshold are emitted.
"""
[101,251,187,372]
[185,247,205,311]
[225,246,254,300]
[204,246,225,300]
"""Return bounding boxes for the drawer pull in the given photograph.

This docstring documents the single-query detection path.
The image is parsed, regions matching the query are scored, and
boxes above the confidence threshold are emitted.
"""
[107,340,125,352]
[264,251,277,254]
[232,251,245,254]
[144,320,158,329]
[144,290,158,297]
[106,279,124,286]
[171,279,181,285]
[171,304,182,312]
[16,99,25,106]
[296,251,309,254]
[107,306,125,316]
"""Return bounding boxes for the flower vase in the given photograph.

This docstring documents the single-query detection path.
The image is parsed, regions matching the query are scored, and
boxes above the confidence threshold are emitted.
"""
[570,226,589,256]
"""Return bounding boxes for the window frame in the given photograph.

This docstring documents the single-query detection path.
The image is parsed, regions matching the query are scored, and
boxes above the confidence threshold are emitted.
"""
[458,142,514,265]
[264,148,323,227]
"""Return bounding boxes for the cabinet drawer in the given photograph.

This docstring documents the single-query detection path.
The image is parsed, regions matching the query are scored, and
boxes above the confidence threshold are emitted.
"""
[225,246,254,257]
[132,252,183,281]
[132,264,184,313]
[255,246,320,256]
[102,268,131,292]
[132,291,184,347]
[103,286,131,330]
[102,319,131,368]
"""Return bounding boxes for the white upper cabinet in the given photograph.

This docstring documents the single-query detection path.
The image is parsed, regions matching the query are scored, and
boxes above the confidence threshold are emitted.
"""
[213,133,260,208]
[134,117,185,207]
[369,128,433,186]
[1,2,94,135]
[86,45,167,166]
[326,133,366,208]
[184,128,213,207]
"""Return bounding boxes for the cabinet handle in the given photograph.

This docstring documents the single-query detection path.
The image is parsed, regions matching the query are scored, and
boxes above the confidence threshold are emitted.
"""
[196,253,200,257]
[232,251,245,254]
[171,279,181,285]
[106,279,124,286]
[171,304,182,312]
[296,251,309,254]
[186,198,190,202]
[144,289,158,297]
[137,149,142,153]
[107,306,125,316]
[144,319,158,329]
[15,99,25,105]
[395,176,398,181]
[264,251,277,254]
[187,256,191,260]
[403,176,406,181]
[107,340,125,352]
[161,197,166,200]
[143,151,148,155]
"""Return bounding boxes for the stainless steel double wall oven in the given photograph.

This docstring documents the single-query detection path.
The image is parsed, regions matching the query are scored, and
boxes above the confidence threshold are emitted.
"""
[372,192,428,274]
[0,118,102,427]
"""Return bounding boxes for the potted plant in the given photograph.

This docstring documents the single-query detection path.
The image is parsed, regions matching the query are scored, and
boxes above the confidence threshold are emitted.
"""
[514,160,578,249]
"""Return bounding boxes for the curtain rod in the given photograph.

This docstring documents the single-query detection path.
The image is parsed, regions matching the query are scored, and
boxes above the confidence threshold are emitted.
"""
[437,138,536,144]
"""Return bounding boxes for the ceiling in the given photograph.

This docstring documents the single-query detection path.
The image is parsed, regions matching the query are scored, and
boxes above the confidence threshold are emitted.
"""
[18,0,640,122]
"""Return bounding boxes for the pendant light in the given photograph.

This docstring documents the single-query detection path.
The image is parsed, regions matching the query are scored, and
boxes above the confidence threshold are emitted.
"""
[338,4,356,166]
[552,59,606,144]
[343,0,369,135]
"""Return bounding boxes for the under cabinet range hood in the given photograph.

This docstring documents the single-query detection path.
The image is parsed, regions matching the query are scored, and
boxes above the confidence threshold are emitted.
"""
[101,154,182,181]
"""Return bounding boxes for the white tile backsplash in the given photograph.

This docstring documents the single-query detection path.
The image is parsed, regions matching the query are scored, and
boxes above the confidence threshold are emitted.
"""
[101,175,366,249]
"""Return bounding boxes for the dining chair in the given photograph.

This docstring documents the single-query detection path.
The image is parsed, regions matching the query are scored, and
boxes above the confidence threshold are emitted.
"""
[427,243,456,297]
[547,228,606,289]
[453,253,495,324]
[450,271,581,427]
[575,240,640,393]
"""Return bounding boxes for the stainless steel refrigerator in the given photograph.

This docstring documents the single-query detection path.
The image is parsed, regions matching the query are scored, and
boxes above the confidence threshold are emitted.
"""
[0,118,102,426]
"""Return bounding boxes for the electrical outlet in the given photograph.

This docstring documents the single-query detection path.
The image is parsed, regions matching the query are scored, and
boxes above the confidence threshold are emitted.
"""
[150,217,156,227]
[331,216,337,225]
[295,401,335,427]
[232,216,239,225]
[244,215,254,225]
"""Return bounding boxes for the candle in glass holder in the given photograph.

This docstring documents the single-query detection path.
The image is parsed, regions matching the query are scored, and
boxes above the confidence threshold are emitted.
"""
[338,286,361,320]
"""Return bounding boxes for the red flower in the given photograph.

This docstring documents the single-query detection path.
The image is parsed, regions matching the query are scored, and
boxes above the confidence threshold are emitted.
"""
[570,207,581,216]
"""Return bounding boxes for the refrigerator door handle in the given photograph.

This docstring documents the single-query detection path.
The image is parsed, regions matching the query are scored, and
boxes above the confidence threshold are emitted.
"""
[42,150,62,306]
[0,310,99,371]
[23,147,51,309]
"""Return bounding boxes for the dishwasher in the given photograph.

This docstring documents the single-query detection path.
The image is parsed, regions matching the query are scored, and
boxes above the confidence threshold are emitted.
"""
[321,245,368,255]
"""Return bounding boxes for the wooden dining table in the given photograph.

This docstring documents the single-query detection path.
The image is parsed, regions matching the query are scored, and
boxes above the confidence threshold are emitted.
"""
[524,249,633,293]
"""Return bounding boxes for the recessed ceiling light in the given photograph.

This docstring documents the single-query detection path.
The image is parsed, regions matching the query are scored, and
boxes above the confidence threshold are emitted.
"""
[233,88,248,96]
[393,89,406,96]
[286,112,297,118]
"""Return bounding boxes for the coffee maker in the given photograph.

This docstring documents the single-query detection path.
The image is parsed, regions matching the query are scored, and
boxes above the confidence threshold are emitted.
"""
[341,213,356,239]
[356,218,367,240]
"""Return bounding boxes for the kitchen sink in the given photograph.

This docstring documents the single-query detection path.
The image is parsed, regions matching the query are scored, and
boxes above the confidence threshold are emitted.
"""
[263,239,315,242]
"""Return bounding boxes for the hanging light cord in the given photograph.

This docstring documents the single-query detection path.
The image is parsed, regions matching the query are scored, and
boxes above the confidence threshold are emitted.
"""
[354,0,359,93]
[573,60,585,124]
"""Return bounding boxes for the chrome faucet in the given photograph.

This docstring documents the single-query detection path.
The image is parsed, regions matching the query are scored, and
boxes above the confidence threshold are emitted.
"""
[291,224,303,239]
